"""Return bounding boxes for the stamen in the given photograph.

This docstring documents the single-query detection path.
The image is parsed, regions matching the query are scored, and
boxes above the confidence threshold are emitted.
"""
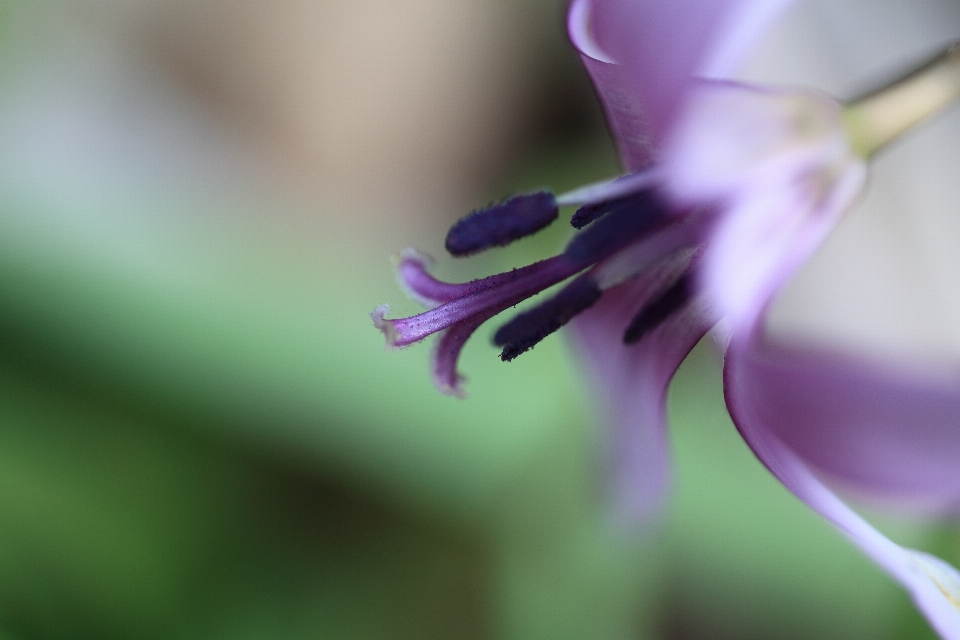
[494,275,603,361]
[564,190,671,264]
[570,190,657,229]
[623,274,692,344]
[444,192,558,257]
[570,199,615,229]
[377,186,684,393]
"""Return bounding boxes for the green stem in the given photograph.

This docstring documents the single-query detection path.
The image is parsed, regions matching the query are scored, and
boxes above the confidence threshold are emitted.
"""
[844,41,960,158]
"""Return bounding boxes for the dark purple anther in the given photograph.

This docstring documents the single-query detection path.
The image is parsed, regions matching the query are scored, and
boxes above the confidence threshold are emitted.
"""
[570,190,661,229]
[444,192,559,257]
[563,190,670,265]
[494,275,602,361]
[623,274,691,344]
[570,201,610,229]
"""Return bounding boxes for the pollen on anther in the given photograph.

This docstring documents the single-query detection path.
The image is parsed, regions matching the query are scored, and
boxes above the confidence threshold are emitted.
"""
[445,192,558,257]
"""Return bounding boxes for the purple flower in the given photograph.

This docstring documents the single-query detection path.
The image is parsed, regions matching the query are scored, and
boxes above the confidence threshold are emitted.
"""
[373,0,960,634]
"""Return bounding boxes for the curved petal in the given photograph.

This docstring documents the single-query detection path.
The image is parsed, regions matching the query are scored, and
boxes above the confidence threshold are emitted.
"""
[660,81,869,332]
[567,0,796,171]
[702,157,865,331]
[567,258,710,524]
[727,335,960,504]
[726,334,960,639]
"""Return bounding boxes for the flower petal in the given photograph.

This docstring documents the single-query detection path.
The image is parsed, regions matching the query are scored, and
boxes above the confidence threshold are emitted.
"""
[567,0,796,171]
[703,148,866,331]
[725,334,960,639]
[567,258,710,524]
[702,175,842,330]
[655,81,868,332]
[727,336,960,504]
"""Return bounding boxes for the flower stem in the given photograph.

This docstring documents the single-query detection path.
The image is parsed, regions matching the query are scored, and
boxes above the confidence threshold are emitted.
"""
[844,41,960,158]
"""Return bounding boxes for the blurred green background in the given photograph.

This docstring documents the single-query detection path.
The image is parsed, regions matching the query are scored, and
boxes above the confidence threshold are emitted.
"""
[0,1,956,638]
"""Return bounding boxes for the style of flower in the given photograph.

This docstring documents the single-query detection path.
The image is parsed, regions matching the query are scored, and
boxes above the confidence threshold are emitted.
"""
[372,0,960,635]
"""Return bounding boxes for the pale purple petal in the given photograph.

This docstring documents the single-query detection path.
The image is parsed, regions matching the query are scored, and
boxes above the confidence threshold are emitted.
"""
[655,82,871,334]
[567,257,710,524]
[701,168,860,331]
[727,336,960,504]
[567,0,796,171]
[726,335,960,639]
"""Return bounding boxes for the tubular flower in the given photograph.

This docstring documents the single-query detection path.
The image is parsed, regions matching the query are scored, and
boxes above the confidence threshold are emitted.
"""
[372,0,960,634]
